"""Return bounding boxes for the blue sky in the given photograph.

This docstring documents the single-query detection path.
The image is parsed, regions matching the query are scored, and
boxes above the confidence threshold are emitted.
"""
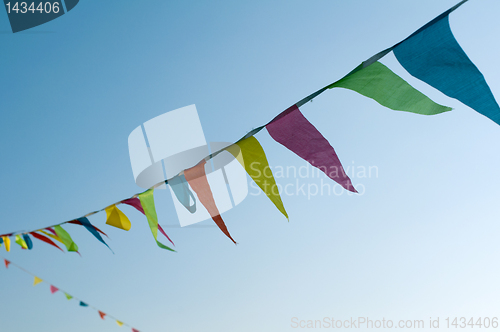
[1,1,500,331]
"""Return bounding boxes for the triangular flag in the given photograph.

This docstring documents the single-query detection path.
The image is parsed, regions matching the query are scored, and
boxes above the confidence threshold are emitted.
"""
[138,189,175,251]
[30,232,64,252]
[53,225,79,252]
[33,276,43,286]
[15,235,28,249]
[105,205,132,231]
[121,197,145,215]
[22,234,33,250]
[328,61,451,115]
[40,230,64,244]
[50,285,59,294]
[76,217,112,252]
[227,136,288,219]
[184,160,236,243]
[67,220,108,238]
[64,293,73,300]
[116,321,124,327]
[79,301,88,307]
[122,197,174,246]
[168,174,196,213]
[266,105,357,193]
[98,311,106,320]
[4,259,10,268]
[2,236,10,252]
[392,8,500,124]
[46,228,57,236]
[132,329,140,332]
[157,224,174,246]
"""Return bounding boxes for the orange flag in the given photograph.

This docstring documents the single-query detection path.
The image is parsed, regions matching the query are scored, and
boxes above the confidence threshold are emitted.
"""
[98,311,106,320]
[184,160,236,244]
[4,259,10,268]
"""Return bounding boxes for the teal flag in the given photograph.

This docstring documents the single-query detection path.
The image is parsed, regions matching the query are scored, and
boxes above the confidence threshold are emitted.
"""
[393,14,500,124]
[168,175,196,213]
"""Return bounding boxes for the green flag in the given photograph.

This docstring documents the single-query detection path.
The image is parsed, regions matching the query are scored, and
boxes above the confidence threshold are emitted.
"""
[329,61,451,115]
[138,189,175,252]
[54,225,78,252]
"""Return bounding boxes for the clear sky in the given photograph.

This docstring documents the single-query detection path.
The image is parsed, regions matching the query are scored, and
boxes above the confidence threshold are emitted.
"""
[1,1,500,331]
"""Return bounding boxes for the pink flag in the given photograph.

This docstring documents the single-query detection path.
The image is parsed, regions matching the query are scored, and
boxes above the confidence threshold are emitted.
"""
[46,227,57,236]
[122,197,173,246]
[50,285,59,294]
[132,329,140,332]
[158,224,174,247]
[266,105,357,192]
[4,259,10,269]
[121,197,145,215]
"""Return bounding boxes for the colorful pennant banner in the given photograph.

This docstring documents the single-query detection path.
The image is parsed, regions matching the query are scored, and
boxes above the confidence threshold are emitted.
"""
[0,0,497,253]
[1,256,140,331]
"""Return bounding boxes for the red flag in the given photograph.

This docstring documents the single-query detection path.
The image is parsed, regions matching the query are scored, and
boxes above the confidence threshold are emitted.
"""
[4,259,10,268]
[132,329,140,332]
[50,285,59,294]
[30,232,64,252]
[98,311,106,320]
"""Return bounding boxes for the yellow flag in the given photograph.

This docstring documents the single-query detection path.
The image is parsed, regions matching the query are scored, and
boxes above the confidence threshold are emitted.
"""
[226,136,288,219]
[33,276,43,286]
[3,236,10,252]
[105,205,132,231]
[15,235,28,249]
[40,230,64,244]
[116,320,124,327]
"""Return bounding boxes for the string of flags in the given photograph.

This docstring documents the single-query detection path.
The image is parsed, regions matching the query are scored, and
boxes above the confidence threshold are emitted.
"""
[1,256,140,331]
[0,0,498,253]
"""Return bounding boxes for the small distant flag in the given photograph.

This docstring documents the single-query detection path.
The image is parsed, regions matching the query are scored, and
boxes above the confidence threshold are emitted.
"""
[33,276,43,286]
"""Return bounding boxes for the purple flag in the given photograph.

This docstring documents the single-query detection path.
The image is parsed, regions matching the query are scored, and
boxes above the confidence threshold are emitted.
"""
[266,104,356,192]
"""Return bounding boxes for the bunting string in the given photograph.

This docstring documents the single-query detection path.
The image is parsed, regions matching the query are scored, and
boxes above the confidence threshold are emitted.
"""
[0,256,140,331]
[0,0,497,252]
